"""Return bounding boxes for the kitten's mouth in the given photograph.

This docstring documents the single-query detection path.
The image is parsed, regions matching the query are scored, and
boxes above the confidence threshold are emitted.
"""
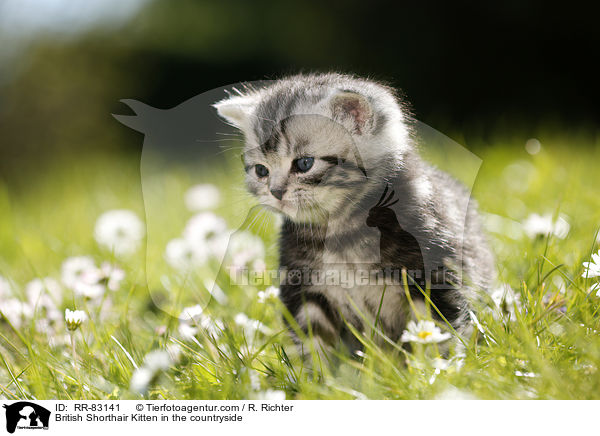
[266,198,328,223]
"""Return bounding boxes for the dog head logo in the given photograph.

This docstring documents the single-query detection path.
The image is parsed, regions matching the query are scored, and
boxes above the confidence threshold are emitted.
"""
[2,402,50,433]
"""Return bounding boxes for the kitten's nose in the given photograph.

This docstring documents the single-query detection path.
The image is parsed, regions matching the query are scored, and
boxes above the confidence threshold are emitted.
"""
[270,188,285,200]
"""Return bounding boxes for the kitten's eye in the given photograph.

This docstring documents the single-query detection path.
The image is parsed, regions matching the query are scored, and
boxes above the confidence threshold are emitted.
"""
[294,157,314,173]
[255,164,269,178]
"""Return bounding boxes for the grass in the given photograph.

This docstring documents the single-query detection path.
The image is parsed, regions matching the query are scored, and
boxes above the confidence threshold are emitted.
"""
[1,132,599,400]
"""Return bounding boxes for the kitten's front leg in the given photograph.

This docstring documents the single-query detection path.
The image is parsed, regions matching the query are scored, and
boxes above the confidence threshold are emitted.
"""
[287,291,342,364]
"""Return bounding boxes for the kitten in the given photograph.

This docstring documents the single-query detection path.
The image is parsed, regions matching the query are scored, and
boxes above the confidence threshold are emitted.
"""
[214,73,494,355]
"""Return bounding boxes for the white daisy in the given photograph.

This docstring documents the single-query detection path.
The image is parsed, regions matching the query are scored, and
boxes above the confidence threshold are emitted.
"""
[143,350,172,372]
[129,367,154,394]
[130,349,174,394]
[206,231,233,263]
[202,315,225,337]
[178,322,199,340]
[61,256,123,298]
[61,256,97,289]
[255,390,286,400]
[165,237,208,270]
[434,387,478,400]
[427,358,452,385]
[74,281,105,299]
[522,213,570,239]
[515,370,537,378]
[400,320,451,344]
[582,251,600,279]
[178,304,203,339]
[0,299,33,328]
[227,231,265,272]
[184,184,220,211]
[25,279,62,322]
[99,262,125,291]
[234,313,271,335]
[183,212,227,245]
[25,277,62,303]
[180,304,204,322]
[491,283,521,321]
[94,209,145,256]
[65,308,86,331]
[258,286,280,303]
[178,305,223,339]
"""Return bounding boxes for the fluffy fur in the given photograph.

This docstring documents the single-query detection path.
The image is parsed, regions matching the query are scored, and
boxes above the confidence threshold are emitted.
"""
[214,73,495,354]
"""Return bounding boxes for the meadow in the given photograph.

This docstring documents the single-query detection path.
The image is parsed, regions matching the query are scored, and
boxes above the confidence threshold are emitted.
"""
[1,131,599,400]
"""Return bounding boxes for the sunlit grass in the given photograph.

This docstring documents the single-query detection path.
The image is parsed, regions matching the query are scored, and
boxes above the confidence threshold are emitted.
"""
[1,134,599,400]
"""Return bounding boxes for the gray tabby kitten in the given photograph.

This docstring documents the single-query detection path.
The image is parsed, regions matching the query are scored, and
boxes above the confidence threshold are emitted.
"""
[214,73,494,355]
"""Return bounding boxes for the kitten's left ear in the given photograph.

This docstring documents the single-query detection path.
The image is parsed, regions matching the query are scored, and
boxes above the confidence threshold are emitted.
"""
[212,94,257,131]
[330,91,374,135]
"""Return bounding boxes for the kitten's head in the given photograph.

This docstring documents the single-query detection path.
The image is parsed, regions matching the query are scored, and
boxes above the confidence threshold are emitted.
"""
[213,73,411,223]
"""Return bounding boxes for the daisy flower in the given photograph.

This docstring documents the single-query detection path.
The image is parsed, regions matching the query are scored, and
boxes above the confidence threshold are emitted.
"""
[65,308,86,331]
[522,213,570,239]
[130,349,175,394]
[400,320,451,344]
[165,237,208,270]
[183,212,227,245]
[25,279,62,322]
[184,184,220,211]
[206,231,233,263]
[178,304,224,339]
[234,313,271,335]
[178,322,199,340]
[0,299,33,328]
[582,251,600,279]
[254,390,286,400]
[491,283,521,321]
[74,281,105,299]
[25,277,62,303]
[258,286,280,303]
[227,231,265,272]
[180,304,204,321]
[61,256,125,298]
[434,387,478,400]
[94,209,145,256]
[129,367,154,394]
[99,262,125,291]
[61,256,98,289]
[143,350,172,372]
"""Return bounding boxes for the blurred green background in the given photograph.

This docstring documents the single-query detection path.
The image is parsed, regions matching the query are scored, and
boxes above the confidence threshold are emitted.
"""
[1,0,599,180]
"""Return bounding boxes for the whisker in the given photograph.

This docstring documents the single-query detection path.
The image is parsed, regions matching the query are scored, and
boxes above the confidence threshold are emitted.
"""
[215,132,244,137]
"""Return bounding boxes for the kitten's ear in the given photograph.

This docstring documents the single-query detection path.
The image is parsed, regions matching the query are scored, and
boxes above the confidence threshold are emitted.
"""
[212,95,257,130]
[330,91,374,135]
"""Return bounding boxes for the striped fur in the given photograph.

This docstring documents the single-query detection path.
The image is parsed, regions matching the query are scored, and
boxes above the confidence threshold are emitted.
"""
[214,73,495,355]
